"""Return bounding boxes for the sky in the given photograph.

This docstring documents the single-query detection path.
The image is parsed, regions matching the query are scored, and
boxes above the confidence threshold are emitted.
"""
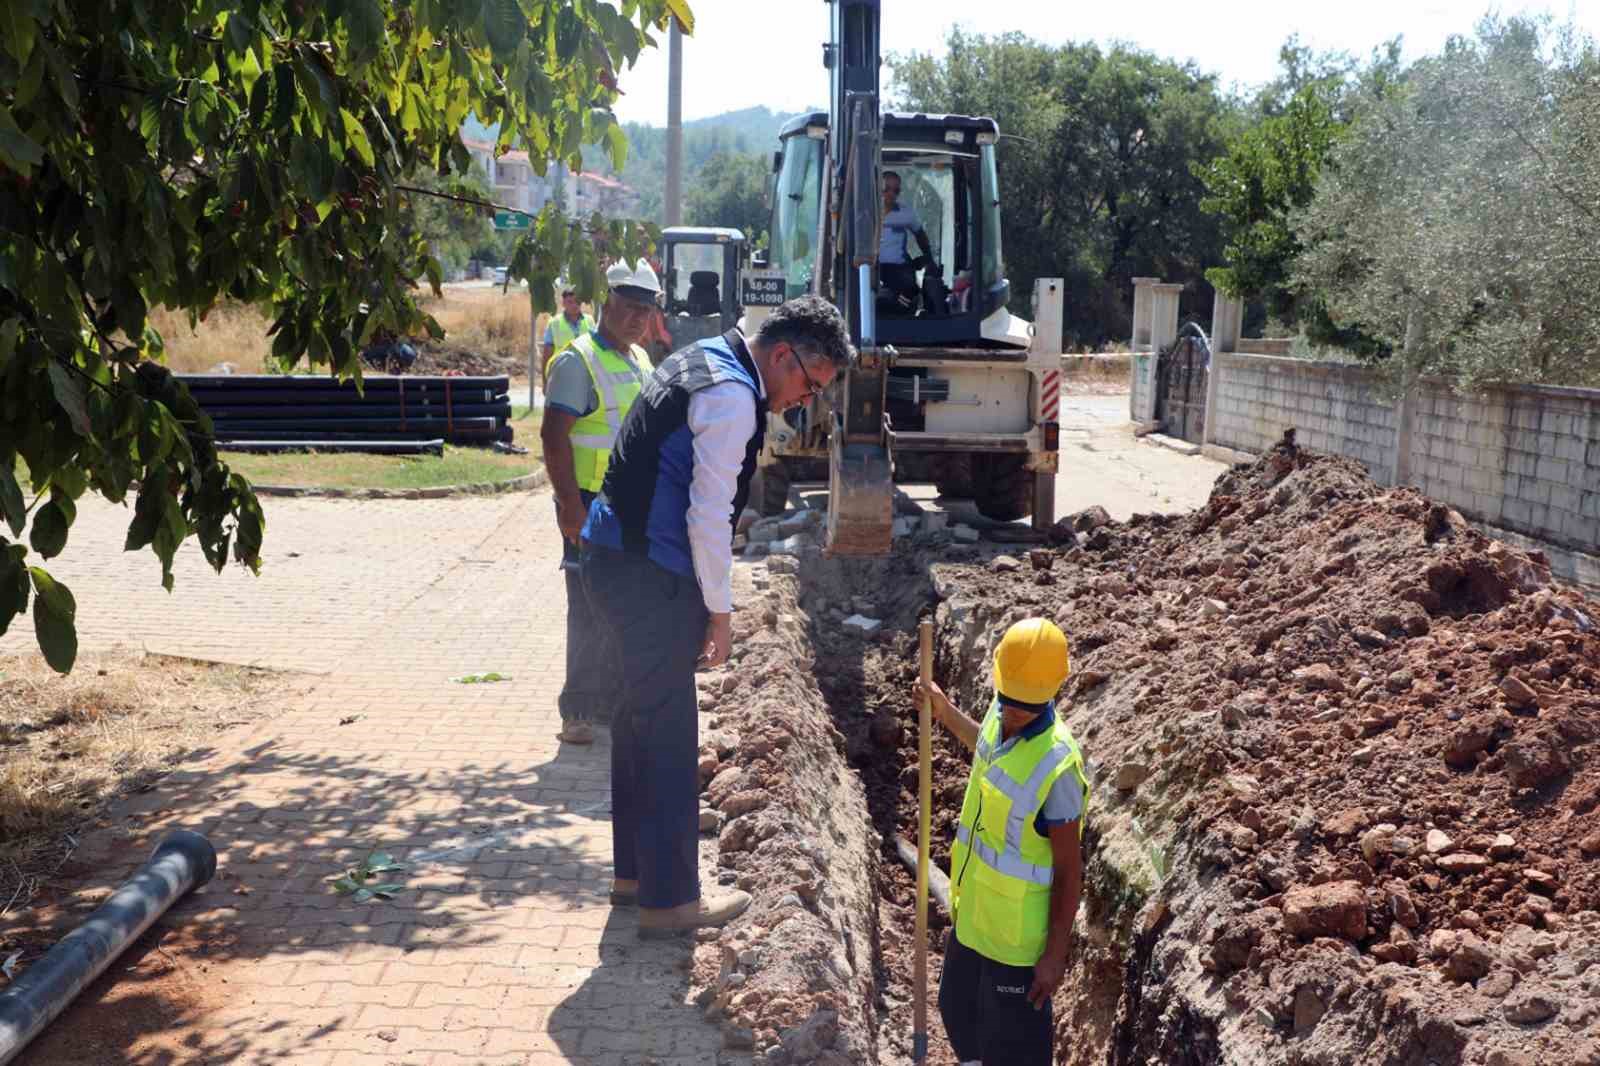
[608,0,1600,126]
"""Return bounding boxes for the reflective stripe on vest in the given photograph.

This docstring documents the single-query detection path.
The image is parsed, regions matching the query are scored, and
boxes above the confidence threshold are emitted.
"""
[949,699,1091,967]
[545,314,595,371]
[565,334,650,493]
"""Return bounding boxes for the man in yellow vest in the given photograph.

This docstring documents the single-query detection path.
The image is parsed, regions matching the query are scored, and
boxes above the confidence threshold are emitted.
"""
[913,618,1090,1065]
[540,261,658,745]
[538,286,596,396]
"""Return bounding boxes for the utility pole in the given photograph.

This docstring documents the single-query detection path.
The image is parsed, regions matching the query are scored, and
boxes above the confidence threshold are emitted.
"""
[664,18,683,227]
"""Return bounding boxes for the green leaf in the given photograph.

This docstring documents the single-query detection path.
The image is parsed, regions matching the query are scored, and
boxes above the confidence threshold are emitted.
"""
[28,567,76,673]
[0,466,24,537]
[29,500,69,559]
[662,0,695,35]
[344,0,384,66]
[0,318,19,373]
[481,0,525,59]
[47,362,92,437]
[341,108,374,167]
[0,5,37,65]
[0,106,45,176]
[605,121,629,174]
[0,544,29,636]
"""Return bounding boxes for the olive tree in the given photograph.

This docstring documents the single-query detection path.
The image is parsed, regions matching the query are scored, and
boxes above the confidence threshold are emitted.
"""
[0,0,690,670]
[1293,17,1600,388]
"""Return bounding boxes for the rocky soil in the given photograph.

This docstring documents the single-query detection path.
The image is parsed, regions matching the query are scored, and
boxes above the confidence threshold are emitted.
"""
[692,445,1600,1064]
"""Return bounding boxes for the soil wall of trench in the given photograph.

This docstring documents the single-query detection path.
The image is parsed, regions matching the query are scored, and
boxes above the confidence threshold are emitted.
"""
[688,449,1600,1066]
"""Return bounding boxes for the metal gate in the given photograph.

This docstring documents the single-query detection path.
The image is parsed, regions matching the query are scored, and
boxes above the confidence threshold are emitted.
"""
[1154,329,1210,444]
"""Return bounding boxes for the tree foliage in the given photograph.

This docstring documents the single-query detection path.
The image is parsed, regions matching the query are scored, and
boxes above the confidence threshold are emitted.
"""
[1198,39,1401,338]
[1293,17,1600,388]
[0,0,689,670]
[684,150,767,243]
[892,30,1238,348]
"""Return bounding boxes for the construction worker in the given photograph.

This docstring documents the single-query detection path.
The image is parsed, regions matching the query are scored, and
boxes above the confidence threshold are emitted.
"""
[581,296,853,936]
[538,286,595,395]
[913,618,1089,1066]
[539,261,659,745]
[879,169,934,312]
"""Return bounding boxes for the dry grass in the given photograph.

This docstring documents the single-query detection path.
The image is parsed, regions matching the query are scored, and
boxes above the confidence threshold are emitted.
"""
[418,284,544,368]
[149,303,275,374]
[146,284,545,376]
[0,650,280,910]
[1060,353,1132,394]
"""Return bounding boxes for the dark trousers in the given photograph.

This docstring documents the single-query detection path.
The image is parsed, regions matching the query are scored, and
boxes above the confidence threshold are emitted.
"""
[558,490,620,725]
[938,930,1054,1065]
[582,545,707,909]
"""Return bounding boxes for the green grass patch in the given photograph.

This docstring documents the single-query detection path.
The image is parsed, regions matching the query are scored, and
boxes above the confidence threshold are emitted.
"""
[223,444,539,491]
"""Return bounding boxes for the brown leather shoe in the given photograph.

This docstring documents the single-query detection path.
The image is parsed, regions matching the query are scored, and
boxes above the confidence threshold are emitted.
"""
[609,878,638,906]
[557,721,595,745]
[638,890,752,938]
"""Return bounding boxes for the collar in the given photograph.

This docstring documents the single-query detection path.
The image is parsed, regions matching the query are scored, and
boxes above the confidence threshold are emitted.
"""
[588,329,633,357]
[995,701,1055,747]
[563,311,584,325]
[731,329,767,399]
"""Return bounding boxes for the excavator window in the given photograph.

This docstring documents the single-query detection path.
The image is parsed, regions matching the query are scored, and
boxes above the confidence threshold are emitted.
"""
[665,242,723,314]
[770,135,825,299]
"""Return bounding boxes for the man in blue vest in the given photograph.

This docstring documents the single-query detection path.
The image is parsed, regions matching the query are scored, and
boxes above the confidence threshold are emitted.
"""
[541,261,658,745]
[914,618,1090,1065]
[581,296,853,936]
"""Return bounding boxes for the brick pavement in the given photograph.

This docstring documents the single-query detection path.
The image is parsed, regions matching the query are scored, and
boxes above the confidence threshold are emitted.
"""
[2,491,740,1066]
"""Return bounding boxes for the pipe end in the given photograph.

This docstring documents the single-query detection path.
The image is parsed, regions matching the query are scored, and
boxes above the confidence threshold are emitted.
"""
[150,830,218,887]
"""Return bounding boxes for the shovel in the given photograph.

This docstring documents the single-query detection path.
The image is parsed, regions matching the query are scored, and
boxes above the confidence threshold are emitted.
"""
[913,619,933,1061]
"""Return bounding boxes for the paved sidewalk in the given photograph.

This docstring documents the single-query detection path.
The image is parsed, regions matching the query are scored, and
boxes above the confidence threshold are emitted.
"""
[2,492,736,1066]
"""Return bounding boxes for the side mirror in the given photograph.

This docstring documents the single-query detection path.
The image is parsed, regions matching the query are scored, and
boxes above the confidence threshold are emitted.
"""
[772,150,784,174]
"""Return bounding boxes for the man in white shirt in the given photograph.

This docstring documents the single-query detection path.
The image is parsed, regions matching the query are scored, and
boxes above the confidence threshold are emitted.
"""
[580,296,853,936]
[879,170,934,312]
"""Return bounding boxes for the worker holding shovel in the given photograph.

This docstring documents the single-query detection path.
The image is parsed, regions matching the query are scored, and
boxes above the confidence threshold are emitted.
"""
[912,618,1089,1066]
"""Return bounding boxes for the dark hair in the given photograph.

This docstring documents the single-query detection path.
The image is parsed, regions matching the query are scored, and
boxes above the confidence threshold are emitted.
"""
[755,295,855,371]
[883,170,900,184]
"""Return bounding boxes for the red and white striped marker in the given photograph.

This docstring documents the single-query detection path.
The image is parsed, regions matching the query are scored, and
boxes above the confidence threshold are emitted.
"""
[1040,370,1060,422]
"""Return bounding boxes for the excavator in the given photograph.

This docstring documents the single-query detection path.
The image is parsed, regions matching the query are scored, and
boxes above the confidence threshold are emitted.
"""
[743,0,1064,554]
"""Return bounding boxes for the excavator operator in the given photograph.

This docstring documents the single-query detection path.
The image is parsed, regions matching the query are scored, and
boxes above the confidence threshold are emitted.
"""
[879,170,934,314]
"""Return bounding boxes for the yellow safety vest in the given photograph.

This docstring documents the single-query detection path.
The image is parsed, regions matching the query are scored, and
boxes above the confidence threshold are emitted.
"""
[564,333,652,493]
[544,313,595,371]
[949,699,1091,967]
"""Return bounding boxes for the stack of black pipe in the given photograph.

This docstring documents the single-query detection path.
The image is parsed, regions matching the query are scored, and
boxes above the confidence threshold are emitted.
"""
[177,374,513,456]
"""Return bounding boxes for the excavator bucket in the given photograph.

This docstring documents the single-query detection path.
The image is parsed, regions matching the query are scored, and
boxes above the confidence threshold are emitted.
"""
[826,434,893,555]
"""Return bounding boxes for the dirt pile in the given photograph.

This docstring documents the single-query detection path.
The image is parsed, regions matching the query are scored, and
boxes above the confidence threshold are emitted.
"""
[410,340,522,378]
[684,562,882,1064]
[914,447,1600,1064]
[699,445,1598,1064]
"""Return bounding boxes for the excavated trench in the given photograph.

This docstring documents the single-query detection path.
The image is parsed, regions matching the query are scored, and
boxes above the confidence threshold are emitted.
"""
[691,451,1600,1065]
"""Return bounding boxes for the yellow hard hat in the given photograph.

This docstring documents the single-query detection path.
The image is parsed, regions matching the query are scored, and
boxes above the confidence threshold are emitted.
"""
[992,618,1070,708]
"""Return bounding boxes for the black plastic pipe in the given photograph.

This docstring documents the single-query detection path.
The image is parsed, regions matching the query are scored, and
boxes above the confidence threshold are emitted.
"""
[176,373,510,391]
[0,831,216,1065]
[220,439,446,456]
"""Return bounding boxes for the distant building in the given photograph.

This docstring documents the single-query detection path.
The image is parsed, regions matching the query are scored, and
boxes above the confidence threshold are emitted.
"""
[462,135,640,220]
[462,137,565,216]
[571,171,641,219]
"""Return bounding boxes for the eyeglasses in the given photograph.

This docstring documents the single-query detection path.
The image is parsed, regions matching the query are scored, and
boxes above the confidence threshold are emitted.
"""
[792,348,826,398]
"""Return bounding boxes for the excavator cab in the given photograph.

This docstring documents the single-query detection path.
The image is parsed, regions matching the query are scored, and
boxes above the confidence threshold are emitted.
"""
[661,226,746,351]
[754,0,1061,554]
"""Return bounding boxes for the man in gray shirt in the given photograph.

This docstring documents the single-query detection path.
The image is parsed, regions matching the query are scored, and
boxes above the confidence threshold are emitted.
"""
[879,170,934,312]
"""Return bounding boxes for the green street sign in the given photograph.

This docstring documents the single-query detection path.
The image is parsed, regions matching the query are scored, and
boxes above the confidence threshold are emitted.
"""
[492,211,532,230]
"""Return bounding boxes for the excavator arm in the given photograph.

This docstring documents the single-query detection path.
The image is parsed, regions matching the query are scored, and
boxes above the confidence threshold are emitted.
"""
[822,0,895,555]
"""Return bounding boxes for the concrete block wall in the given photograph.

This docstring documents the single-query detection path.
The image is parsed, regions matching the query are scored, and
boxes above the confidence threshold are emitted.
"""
[1207,353,1600,591]
[1209,354,1399,483]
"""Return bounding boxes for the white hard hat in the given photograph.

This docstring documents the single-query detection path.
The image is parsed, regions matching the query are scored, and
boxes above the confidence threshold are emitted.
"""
[605,258,661,298]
